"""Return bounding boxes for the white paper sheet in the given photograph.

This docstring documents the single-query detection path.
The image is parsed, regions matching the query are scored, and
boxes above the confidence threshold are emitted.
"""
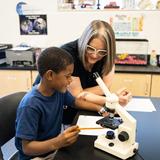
[125,98,156,112]
[76,115,109,136]
[10,46,31,51]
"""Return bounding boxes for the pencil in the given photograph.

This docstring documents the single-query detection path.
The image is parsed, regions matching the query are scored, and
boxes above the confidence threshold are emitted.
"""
[79,127,104,130]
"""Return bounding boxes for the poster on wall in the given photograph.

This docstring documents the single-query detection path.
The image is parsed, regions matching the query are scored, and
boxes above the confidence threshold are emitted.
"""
[109,14,144,38]
[19,15,47,35]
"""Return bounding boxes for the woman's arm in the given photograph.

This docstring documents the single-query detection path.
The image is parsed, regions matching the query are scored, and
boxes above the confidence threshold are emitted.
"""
[74,96,109,117]
[68,64,131,106]
[67,66,115,106]
[77,91,106,106]
[68,66,115,96]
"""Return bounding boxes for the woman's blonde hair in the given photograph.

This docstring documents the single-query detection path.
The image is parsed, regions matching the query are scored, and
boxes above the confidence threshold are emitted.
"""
[78,20,116,75]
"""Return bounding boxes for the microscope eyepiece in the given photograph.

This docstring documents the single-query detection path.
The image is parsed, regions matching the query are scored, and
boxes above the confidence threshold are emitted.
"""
[93,72,100,79]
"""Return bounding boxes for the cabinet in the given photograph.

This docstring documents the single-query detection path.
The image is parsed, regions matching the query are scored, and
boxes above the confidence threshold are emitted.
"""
[31,71,38,85]
[151,75,160,97]
[0,70,31,97]
[30,72,159,97]
[110,73,151,97]
[0,70,159,97]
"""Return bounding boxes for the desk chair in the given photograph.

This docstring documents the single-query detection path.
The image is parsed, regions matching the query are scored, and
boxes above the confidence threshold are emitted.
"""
[0,92,26,160]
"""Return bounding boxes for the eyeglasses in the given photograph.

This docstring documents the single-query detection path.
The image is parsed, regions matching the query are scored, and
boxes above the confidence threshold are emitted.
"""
[86,45,108,57]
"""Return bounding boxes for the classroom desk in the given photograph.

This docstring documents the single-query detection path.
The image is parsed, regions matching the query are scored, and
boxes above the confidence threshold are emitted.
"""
[54,98,160,160]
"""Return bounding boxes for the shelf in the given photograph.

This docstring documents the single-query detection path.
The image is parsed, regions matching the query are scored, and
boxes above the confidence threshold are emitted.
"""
[58,0,160,12]
[58,8,160,12]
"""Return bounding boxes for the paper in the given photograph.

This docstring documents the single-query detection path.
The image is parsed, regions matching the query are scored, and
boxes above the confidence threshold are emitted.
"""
[76,115,109,136]
[125,98,156,112]
[10,46,31,51]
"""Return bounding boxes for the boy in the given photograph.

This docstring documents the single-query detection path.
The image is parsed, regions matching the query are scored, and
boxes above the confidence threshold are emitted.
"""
[15,47,104,159]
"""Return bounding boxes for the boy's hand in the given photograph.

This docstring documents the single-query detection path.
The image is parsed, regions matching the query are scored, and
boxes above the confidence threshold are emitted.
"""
[56,125,80,148]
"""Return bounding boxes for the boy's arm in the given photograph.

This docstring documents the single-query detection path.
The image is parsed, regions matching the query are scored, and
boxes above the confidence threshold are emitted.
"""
[22,125,80,156]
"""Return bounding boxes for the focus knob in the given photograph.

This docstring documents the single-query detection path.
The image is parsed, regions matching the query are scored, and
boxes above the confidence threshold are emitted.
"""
[118,131,129,142]
[106,131,115,139]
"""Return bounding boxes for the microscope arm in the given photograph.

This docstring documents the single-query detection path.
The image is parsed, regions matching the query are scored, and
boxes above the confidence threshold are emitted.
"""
[93,72,111,97]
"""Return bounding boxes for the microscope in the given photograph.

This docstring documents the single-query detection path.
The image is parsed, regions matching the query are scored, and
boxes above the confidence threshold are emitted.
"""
[93,72,139,160]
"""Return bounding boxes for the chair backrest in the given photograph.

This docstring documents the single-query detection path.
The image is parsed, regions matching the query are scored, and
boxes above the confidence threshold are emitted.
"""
[0,92,26,147]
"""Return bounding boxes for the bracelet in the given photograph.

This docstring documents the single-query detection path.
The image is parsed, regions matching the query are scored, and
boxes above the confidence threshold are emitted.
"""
[98,107,106,115]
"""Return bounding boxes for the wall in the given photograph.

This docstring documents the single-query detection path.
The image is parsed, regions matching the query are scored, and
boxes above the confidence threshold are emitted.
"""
[0,0,159,54]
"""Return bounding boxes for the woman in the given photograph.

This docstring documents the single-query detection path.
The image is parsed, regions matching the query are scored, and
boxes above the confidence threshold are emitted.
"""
[33,20,131,124]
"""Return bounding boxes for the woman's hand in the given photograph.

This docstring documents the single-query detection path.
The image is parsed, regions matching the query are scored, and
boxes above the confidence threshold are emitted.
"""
[116,88,132,106]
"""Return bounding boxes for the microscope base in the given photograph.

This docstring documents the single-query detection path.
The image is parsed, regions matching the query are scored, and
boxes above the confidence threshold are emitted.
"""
[94,134,138,160]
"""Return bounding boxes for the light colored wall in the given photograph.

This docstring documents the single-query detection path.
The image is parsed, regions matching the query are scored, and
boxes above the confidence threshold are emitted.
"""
[0,0,160,54]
